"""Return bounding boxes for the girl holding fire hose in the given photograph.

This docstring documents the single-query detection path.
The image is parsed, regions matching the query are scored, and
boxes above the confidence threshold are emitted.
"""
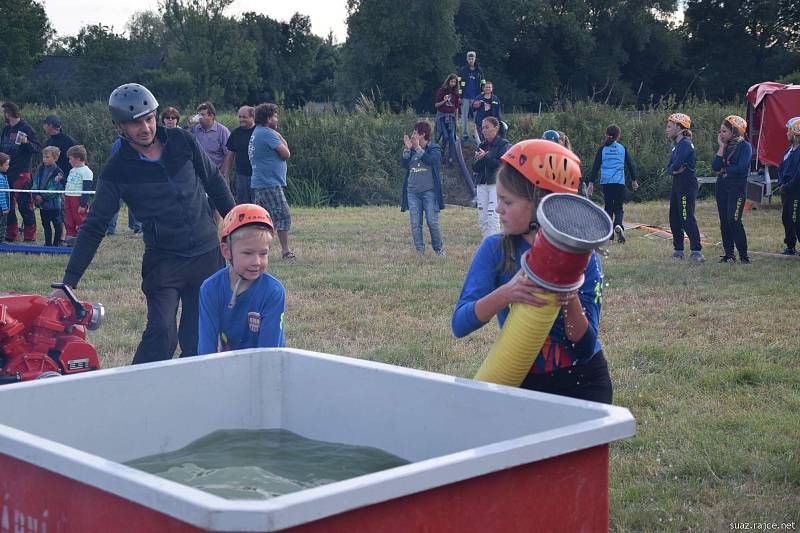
[452,140,612,403]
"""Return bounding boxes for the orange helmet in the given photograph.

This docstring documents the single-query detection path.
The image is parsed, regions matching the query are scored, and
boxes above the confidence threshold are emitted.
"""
[724,115,747,136]
[500,139,581,194]
[667,113,691,129]
[220,204,274,241]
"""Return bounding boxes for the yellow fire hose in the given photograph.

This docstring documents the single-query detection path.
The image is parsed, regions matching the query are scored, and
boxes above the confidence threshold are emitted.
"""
[473,293,560,386]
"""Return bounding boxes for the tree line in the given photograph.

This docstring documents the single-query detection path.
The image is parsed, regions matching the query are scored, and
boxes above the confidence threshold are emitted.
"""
[2,0,799,112]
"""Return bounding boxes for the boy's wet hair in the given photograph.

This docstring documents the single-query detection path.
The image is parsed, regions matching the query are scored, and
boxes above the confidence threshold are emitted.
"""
[0,152,9,165]
[42,145,61,159]
[67,145,87,161]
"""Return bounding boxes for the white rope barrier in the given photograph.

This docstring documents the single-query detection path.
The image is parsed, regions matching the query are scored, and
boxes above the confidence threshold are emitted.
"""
[0,189,96,194]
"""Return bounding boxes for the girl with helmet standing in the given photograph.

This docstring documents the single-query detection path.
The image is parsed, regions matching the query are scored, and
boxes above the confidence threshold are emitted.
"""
[777,117,800,255]
[197,203,286,355]
[452,140,613,403]
[586,125,639,243]
[712,115,753,263]
[666,113,704,262]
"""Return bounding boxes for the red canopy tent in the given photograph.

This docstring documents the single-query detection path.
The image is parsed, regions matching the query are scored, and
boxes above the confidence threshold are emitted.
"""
[746,82,800,167]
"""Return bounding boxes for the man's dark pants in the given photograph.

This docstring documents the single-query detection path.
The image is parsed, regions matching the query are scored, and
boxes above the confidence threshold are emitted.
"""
[132,247,224,364]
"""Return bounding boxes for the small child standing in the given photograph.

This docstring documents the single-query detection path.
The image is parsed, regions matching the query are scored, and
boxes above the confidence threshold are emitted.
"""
[63,145,94,244]
[586,124,639,243]
[198,203,286,355]
[32,146,64,246]
[0,153,10,240]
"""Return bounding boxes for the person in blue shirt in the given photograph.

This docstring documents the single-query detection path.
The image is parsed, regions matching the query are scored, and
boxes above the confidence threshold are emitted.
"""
[452,139,612,404]
[586,124,639,243]
[778,117,800,255]
[712,115,753,264]
[198,203,285,354]
[457,51,485,143]
[666,113,703,262]
[0,153,10,241]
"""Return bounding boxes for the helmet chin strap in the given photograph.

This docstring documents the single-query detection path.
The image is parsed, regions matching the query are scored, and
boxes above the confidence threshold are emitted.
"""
[117,124,157,148]
[226,236,248,309]
[523,186,542,235]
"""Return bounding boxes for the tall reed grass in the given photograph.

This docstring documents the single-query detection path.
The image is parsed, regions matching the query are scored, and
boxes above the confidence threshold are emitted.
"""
[15,98,747,206]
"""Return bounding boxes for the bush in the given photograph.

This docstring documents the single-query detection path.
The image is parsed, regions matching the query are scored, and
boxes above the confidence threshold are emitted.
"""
[14,98,745,205]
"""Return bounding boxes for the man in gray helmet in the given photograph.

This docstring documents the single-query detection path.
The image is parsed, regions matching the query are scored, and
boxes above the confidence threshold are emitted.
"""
[57,83,235,365]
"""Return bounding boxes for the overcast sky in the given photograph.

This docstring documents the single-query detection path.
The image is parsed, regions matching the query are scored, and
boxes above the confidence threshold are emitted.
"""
[42,0,349,43]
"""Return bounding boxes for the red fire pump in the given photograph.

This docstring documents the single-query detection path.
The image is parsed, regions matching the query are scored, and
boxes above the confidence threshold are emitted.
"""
[0,283,104,384]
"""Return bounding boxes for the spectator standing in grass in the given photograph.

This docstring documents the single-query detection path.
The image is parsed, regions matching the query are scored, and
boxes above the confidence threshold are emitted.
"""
[191,102,230,172]
[665,113,703,262]
[1,102,40,242]
[249,103,296,260]
[457,51,485,143]
[42,115,77,180]
[63,145,94,245]
[777,117,800,255]
[0,153,10,240]
[32,146,65,246]
[401,121,445,256]
[222,105,256,204]
[586,124,639,243]
[473,117,510,238]
[434,74,460,165]
[472,82,502,144]
[712,115,752,264]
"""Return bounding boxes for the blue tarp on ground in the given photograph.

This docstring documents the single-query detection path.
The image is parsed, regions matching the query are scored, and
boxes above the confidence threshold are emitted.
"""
[0,244,72,255]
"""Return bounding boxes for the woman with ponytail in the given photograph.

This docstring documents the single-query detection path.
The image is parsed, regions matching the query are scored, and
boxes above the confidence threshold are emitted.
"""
[712,115,752,263]
[451,140,613,403]
[586,124,639,243]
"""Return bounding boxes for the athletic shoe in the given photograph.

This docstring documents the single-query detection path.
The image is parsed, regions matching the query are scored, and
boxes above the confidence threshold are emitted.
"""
[718,255,736,263]
[614,225,625,243]
[435,249,446,257]
[739,256,751,264]
[781,247,796,255]
[672,250,684,259]
[690,251,705,263]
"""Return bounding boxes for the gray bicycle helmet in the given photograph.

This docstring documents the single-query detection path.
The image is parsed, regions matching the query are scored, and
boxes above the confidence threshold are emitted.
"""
[542,129,561,143]
[108,83,159,124]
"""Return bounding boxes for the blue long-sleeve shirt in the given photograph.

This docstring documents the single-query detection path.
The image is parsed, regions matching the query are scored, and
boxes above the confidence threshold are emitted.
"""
[667,136,696,182]
[0,172,9,212]
[712,140,752,189]
[198,268,285,355]
[451,234,604,373]
[778,146,800,194]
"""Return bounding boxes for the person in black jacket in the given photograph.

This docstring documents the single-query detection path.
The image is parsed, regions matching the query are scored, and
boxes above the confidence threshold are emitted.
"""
[54,83,235,364]
[473,117,511,237]
[1,102,41,242]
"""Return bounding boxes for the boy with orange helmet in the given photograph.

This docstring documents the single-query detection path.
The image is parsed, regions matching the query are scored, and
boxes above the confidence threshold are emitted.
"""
[452,140,612,404]
[197,203,286,354]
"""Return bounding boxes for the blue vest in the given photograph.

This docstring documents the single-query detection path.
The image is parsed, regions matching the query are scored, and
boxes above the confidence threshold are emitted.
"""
[600,142,626,185]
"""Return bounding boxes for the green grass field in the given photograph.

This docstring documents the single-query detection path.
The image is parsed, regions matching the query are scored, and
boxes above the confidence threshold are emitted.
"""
[2,199,799,531]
